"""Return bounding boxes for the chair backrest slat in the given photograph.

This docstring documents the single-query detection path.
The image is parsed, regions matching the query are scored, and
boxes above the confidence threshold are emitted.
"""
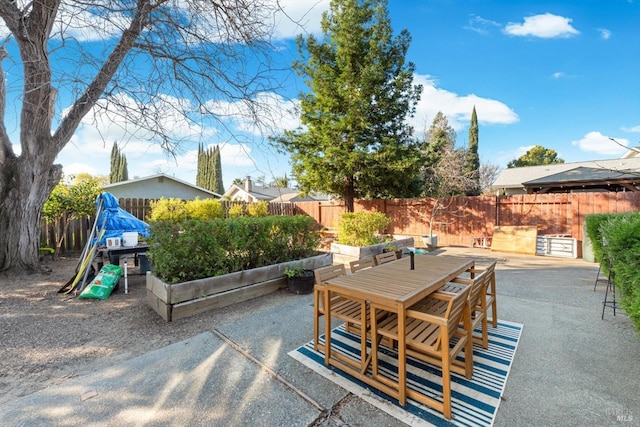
[375,251,397,266]
[314,264,346,285]
[350,257,375,273]
[446,285,471,340]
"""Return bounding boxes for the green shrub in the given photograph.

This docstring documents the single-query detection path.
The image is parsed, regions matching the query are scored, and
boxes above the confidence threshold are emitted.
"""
[227,204,245,217]
[147,215,320,283]
[585,213,615,267]
[247,201,269,217]
[599,212,640,331]
[337,212,391,246]
[148,198,188,222]
[186,198,223,220]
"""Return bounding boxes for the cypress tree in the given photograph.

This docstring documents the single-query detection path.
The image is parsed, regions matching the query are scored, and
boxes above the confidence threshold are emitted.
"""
[120,154,128,181]
[213,145,224,194]
[109,142,128,183]
[466,106,480,196]
[109,143,118,184]
[196,143,204,188]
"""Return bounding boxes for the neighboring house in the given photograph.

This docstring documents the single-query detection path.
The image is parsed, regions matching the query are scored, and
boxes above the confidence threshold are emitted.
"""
[222,177,330,202]
[492,153,640,195]
[103,173,222,200]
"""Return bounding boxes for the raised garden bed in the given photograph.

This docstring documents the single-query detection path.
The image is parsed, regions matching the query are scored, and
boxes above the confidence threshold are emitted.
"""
[146,252,332,321]
[330,237,414,264]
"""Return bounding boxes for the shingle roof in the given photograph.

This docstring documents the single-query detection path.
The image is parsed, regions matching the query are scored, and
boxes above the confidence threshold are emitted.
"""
[492,157,640,190]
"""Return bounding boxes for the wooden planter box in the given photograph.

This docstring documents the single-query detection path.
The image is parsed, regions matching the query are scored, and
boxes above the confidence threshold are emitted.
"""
[330,237,414,264]
[147,252,332,321]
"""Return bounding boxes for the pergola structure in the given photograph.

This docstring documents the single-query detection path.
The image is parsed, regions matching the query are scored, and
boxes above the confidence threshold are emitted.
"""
[522,166,640,194]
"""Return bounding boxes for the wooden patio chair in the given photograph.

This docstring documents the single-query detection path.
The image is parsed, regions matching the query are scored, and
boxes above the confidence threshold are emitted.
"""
[372,285,473,419]
[375,251,397,266]
[441,267,492,349]
[456,261,498,328]
[349,256,375,273]
[313,265,363,349]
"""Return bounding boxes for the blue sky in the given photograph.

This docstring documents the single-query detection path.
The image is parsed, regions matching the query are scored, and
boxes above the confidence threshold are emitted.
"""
[45,0,640,189]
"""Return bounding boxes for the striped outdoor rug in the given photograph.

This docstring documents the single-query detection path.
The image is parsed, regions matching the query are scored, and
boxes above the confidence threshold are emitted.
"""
[289,320,523,427]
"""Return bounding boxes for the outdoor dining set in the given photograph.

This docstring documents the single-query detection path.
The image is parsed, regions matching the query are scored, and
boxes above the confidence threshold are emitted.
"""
[312,251,498,420]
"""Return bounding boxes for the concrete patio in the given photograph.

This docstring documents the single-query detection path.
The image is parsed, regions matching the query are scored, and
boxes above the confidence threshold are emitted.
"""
[1,247,638,426]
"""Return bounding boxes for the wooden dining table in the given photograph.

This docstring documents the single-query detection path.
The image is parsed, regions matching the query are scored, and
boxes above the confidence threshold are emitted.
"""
[322,254,474,405]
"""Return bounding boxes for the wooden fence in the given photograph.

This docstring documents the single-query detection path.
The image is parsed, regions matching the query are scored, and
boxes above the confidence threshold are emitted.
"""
[294,192,640,247]
[41,192,640,255]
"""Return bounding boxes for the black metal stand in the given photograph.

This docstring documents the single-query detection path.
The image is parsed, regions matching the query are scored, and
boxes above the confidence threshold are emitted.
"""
[593,263,608,291]
[601,259,618,320]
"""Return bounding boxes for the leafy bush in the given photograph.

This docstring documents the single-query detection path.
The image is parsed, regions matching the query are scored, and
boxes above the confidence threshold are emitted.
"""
[227,204,245,217]
[147,215,320,283]
[150,197,225,221]
[247,201,269,217]
[584,213,614,269]
[148,198,188,222]
[598,212,640,331]
[186,198,223,220]
[337,212,391,246]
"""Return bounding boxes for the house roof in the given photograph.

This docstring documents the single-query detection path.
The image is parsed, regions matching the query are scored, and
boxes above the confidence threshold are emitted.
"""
[522,166,640,193]
[104,173,222,198]
[492,157,640,192]
[223,183,331,202]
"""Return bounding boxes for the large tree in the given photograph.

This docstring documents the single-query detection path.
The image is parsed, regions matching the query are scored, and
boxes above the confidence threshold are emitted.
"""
[420,112,476,238]
[0,1,279,273]
[507,145,565,168]
[274,0,423,212]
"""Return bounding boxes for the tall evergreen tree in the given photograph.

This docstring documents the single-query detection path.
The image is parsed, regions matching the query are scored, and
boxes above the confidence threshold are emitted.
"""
[109,142,128,183]
[120,155,128,181]
[196,144,224,193]
[196,143,204,188]
[213,146,225,194]
[273,0,423,212]
[109,143,119,184]
[466,106,480,196]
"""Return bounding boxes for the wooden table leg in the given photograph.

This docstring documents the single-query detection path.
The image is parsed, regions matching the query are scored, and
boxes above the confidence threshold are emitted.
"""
[360,301,369,374]
[324,289,332,365]
[398,307,406,406]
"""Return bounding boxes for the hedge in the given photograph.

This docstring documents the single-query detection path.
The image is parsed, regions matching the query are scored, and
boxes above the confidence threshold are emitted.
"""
[586,212,640,332]
[147,215,321,283]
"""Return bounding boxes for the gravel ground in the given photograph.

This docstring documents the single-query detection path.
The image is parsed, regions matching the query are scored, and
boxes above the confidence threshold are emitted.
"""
[0,256,298,406]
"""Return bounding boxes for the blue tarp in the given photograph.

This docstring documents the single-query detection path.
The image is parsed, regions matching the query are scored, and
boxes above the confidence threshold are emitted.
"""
[96,192,150,245]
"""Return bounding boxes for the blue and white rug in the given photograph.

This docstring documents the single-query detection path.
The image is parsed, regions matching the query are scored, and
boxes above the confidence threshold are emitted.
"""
[288,320,523,427]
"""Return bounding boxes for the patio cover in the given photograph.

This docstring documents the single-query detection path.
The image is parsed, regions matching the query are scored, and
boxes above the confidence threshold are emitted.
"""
[522,166,640,193]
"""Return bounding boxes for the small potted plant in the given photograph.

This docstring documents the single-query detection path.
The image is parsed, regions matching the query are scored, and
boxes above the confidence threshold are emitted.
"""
[284,266,315,294]
[383,243,403,259]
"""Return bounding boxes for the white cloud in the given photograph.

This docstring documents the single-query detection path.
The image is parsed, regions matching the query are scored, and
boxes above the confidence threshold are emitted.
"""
[410,74,519,133]
[464,15,501,35]
[571,131,628,155]
[270,0,330,39]
[504,13,580,38]
[206,92,301,136]
[622,125,640,133]
[598,28,612,40]
[552,72,565,79]
[52,6,129,42]
[55,90,272,183]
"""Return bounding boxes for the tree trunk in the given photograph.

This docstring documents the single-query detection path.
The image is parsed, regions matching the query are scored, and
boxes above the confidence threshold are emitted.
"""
[344,177,355,213]
[0,157,62,274]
